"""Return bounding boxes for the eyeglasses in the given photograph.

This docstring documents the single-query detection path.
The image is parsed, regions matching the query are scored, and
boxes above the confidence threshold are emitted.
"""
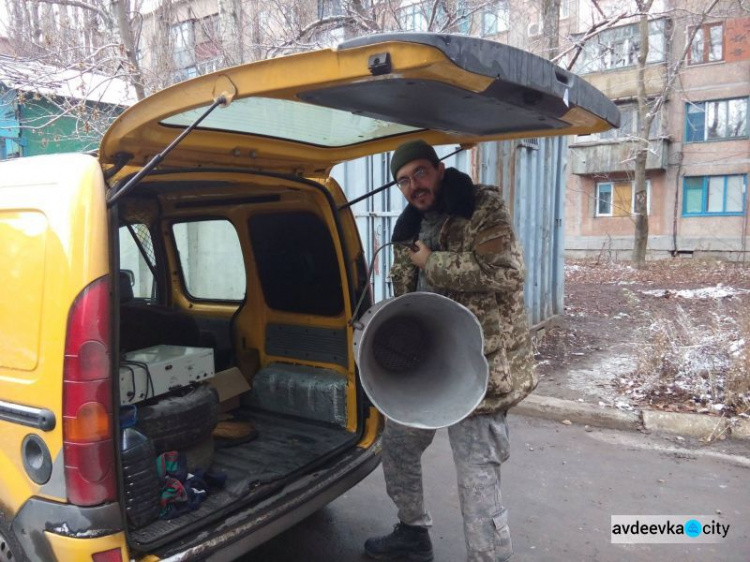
[396,166,430,191]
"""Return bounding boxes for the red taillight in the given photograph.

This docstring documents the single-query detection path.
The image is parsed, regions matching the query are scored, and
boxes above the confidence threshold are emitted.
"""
[63,276,116,506]
[92,548,123,562]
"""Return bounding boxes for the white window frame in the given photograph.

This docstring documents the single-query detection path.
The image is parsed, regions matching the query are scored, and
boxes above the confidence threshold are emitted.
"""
[481,1,509,36]
[596,180,652,217]
[170,20,195,71]
[596,183,613,217]
[399,1,428,31]
[575,19,666,74]
[559,0,569,20]
[586,102,661,142]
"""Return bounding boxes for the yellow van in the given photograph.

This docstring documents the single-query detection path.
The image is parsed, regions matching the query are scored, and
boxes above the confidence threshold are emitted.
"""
[0,33,617,561]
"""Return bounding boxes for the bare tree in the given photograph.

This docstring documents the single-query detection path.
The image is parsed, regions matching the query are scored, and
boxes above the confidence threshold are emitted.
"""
[0,0,146,146]
[630,0,654,267]
[631,0,723,267]
[553,0,726,266]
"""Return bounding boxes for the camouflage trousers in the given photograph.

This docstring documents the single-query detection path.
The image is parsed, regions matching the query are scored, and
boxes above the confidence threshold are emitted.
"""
[382,411,512,562]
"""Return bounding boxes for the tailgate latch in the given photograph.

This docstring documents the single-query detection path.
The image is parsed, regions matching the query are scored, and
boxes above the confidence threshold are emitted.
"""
[368,53,392,76]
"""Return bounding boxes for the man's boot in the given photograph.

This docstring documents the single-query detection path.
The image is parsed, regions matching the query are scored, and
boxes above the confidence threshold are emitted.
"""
[364,522,434,561]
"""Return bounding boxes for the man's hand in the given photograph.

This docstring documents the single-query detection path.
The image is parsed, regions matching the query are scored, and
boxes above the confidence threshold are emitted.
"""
[409,240,432,269]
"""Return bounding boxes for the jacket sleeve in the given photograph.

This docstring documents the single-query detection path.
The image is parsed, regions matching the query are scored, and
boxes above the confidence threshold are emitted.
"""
[422,196,526,294]
[389,244,418,297]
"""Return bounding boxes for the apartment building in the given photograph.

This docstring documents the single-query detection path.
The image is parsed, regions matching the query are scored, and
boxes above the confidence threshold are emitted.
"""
[464,0,747,259]
[561,3,749,260]
[134,0,748,260]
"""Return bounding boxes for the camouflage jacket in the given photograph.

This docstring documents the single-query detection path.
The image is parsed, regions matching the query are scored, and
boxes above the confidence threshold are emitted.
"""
[390,168,537,413]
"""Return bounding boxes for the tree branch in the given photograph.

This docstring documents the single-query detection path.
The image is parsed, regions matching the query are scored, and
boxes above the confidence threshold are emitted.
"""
[33,0,112,25]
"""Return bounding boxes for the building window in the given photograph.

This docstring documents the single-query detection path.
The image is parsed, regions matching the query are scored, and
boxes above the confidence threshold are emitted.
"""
[581,103,660,142]
[685,98,748,142]
[171,20,195,73]
[170,14,221,82]
[559,0,569,19]
[688,23,723,65]
[575,19,666,74]
[318,0,345,19]
[596,183,613,216]
[596,180,651,217]
[683,175,746,216]
[194,14,221,68]
[399,1,428,31]
[601,104,637,140]
[481,1,509,36]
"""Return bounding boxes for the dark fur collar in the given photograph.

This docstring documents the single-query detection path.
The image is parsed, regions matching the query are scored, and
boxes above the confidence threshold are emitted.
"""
[391,167,477,243]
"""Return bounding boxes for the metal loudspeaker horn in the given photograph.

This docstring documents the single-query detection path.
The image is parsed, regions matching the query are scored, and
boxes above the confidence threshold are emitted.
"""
[353,292,489,430]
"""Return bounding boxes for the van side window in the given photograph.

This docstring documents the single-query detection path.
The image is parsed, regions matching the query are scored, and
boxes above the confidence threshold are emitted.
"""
[172,220,246,301]
[249,212,344,316]
[119,224,156,301]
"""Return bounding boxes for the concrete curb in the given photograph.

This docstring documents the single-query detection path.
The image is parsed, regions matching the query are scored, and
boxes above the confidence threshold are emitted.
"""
[728,417,750,440]
[513,394,640,431]
[514,394,750,442]
[642,410,728,441]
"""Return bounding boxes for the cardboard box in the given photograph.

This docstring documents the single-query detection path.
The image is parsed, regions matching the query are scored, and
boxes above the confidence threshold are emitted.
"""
[210,367,251,413]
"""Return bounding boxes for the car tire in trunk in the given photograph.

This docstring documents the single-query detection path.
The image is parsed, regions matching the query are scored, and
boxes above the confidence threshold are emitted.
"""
[135,384,219,454]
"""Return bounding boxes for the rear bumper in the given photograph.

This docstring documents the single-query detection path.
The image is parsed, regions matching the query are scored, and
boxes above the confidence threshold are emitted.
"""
[13,499,123,560]
[157,436,382,561]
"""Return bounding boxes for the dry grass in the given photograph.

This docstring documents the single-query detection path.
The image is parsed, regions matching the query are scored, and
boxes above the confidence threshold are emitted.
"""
[566,257,750,287]
[616,300,750,416]
[725,315,750,416]
[562,258,750,417]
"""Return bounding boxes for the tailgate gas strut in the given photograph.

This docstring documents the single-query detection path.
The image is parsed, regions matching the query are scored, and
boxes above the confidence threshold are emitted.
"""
[338,145,468,211]
[107,93,234,207]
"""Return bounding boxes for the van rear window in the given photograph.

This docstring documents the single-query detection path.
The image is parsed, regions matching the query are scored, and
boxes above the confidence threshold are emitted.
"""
[249,212,344,316]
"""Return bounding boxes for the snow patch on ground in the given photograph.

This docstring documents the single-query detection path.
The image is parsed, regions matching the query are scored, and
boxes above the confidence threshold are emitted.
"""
[640,285,750,299]
[566,354,637,403]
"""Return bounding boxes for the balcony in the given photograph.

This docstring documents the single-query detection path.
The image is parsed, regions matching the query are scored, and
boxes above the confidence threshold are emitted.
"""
[569,138,669,175]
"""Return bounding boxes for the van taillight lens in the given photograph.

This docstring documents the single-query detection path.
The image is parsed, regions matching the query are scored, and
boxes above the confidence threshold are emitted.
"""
[63,276,116,506]
[92,548,123,562]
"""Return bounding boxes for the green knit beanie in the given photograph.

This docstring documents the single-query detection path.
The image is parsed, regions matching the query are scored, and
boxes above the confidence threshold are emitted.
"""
[390,140,440,180]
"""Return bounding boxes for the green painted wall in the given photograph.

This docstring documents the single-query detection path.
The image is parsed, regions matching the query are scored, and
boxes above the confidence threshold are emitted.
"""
[1,85,124,158]
[17,92,123,156]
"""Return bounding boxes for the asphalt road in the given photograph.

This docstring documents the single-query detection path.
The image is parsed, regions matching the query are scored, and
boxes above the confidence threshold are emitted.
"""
[238,415,750,561]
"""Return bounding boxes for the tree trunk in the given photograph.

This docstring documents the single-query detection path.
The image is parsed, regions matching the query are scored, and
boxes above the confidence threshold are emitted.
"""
[219,0,244,66]
[112,0,146,100]
[631,7,653,268]
[541,0,561,59]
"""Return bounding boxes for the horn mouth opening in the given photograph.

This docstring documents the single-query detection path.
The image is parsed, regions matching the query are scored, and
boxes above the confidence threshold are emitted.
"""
[372,315,431,373]
[355,293,489,429]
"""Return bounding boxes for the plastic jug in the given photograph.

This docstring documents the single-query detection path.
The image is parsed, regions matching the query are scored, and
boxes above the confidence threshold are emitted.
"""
[121,427,161,529]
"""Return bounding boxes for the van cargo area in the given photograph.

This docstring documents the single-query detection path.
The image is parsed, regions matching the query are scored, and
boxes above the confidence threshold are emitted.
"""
[114,171,371,552]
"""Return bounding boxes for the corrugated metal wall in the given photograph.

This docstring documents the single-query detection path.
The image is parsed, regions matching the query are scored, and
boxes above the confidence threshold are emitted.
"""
[332,138,566,327]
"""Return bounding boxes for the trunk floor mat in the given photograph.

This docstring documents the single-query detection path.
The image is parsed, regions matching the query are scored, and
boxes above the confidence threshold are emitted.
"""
[129,410,354,549]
